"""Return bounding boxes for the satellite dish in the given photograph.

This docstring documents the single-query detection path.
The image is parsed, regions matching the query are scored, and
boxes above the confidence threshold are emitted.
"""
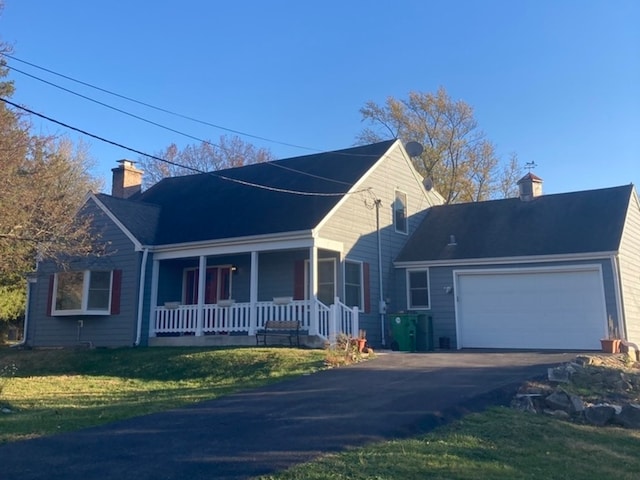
[423,177,433,191]
[405,141,424,157]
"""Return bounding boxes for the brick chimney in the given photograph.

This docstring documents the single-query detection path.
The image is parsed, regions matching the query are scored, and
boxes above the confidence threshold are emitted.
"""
[111,160,143,199]
[517,173,543,201]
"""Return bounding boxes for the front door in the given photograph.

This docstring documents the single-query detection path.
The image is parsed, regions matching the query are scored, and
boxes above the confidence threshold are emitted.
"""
[184,266,232,305]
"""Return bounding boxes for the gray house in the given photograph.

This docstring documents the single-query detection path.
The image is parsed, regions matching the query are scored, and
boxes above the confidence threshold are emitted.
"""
[394,174,640,350]
[24,140,443,348]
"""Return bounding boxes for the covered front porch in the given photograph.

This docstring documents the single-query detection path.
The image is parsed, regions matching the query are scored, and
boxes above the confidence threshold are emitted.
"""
[146,238,361,347]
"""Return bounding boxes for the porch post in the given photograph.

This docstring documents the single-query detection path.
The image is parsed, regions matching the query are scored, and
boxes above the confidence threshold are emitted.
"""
[149,259,160,337]
[196,255,207,336]
[329,296,339,345]
[249,251,258,335]
[309,245,318,335]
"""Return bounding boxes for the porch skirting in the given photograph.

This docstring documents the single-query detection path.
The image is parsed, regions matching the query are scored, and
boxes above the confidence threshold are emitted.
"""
[148,333,327,348]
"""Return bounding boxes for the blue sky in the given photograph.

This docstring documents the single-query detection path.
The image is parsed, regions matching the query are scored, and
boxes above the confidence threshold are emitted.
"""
[1,0,638,195]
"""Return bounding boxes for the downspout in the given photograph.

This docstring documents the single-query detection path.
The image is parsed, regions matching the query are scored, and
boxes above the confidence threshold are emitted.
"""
[13,274,35,348]
[135,247,150,346]
[375,199,386,347]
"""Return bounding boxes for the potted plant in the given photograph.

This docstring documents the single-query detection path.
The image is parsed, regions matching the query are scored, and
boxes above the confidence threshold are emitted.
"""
[353,329,367,353]
[600,316,621,353]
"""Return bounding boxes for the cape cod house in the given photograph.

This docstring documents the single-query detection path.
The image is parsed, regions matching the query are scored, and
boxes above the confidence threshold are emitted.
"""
[24,140,443,348]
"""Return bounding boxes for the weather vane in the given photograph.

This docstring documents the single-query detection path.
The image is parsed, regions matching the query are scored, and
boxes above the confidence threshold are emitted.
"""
[524,161,538,172]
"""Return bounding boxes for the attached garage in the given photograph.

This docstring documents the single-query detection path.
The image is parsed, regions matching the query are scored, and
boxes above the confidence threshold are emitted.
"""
[454,266,608,350]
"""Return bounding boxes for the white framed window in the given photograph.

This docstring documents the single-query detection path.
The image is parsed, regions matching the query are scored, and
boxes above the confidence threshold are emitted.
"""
[394,190,408,234]
[53,270,113,315]
[304,258,336,305]
[407,269,430,309]
[344,260,364,310]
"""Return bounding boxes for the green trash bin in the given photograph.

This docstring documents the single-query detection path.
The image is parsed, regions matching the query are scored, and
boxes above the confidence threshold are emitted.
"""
[390,314,417,352]
[415,314,434,352]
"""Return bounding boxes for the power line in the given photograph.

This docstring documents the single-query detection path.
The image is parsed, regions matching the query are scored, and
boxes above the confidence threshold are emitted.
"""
[0,97,367,197]
[2,54,393,160]
[6,64,224,151]
[3,53,316,152]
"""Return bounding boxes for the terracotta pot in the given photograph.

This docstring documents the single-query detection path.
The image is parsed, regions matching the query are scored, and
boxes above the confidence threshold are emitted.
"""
[600,339,620,354]
[356,338,367,353]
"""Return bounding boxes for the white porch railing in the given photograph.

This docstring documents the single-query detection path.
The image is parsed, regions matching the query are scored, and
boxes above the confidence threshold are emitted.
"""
[152,298,358,342]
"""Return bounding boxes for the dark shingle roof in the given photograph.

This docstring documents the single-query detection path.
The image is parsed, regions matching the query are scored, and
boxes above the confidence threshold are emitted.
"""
[103,140,396,246]
[396,184,633,263]
[94,194,161,245]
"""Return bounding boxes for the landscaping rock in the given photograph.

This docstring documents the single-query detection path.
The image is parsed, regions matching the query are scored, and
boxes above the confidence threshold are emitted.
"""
[548,366,571,383]
[512,395,538,413]
[543,409,570,419]
[545,391,572,412]
[569,394,585,414]
[584,404,617,426]
[615,403,640,429]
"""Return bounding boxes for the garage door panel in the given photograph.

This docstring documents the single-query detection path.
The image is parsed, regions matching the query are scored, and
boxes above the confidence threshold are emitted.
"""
[457,269,607,350]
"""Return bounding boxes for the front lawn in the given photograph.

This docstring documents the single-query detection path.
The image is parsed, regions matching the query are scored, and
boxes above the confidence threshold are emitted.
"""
[0,346,325,443]
[259,407,640,480]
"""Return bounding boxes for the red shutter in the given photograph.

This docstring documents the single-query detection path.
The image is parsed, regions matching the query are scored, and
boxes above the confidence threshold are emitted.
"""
[110,270,122,315]
[46,274,55,316]
[363,262,371,314]
[293,260,305,300]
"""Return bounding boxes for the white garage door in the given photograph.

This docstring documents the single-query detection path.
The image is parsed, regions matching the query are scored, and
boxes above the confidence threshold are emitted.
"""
[455,267,608,350]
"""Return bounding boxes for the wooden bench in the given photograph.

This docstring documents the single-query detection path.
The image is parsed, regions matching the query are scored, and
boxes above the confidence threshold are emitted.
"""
[256,320,301,347]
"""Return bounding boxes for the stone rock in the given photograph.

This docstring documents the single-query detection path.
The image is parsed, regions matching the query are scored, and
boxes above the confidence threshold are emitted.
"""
[545,391,572,412]
[543,409,570,419]
[513,395,538,413]
[569,394,585,414]
[1,407,12,414]
[548,366,570,383]
[615,403,640,429]
[584,404,617,426]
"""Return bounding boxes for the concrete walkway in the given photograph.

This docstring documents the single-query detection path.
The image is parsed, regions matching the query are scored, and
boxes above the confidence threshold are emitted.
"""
[0,351,577,480]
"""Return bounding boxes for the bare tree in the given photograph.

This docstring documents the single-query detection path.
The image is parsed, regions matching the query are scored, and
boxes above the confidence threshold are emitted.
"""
[357,88,518,203]
[0,28,101,331]
[138,135,275,189]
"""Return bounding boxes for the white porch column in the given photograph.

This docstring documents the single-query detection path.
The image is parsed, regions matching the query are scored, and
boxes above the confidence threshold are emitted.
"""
[329,297,339,345]
[309,245,318,335]
[249,251,259,335]
[196,255,207,336]
[149,259,160,337]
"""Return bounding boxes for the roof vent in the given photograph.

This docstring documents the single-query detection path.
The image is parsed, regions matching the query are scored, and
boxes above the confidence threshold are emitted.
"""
[517,173,543,201]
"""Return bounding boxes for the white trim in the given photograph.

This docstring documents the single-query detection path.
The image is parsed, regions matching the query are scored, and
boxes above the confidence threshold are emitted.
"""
[611,254,627,339]
[393,189,409,235]
[343,259,364,311]
[313,140,400,235]
[135,248,149,346]
[395,251,619,269]
[89,194,143,251]
[406,268,431,310]
[51,270,113,316]
[305,257,337,305]
[452,264,608,350]
[153,232,315,260]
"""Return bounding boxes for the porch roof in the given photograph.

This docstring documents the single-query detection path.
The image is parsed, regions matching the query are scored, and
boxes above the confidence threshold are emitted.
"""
[102,140,396,246]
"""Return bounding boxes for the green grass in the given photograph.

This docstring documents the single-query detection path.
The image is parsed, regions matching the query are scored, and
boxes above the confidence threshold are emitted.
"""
[259,407,640,480]
[0,346,325,443]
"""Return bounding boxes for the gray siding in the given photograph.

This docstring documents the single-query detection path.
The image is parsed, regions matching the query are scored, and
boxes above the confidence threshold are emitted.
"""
[618,189,640,345]
[26,199,141,348]
[396,258,619,349]
[318,142,442,346]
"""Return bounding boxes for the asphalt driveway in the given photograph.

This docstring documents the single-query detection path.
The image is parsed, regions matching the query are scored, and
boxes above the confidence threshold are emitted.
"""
[0,351,577,480]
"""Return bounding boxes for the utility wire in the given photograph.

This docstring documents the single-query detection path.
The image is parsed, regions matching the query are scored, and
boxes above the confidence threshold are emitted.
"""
[2,54,393,160]
[6,64,224,151]
[3,53,315,152]
[0,97,367,197]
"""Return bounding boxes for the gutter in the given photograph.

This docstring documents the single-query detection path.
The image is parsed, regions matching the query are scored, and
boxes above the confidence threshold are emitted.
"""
[134,247,150,346]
